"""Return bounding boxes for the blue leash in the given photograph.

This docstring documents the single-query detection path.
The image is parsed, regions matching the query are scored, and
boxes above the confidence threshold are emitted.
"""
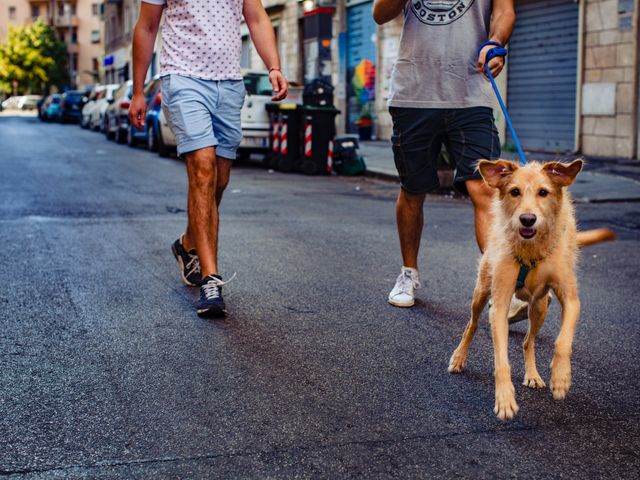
[478,41,527,165]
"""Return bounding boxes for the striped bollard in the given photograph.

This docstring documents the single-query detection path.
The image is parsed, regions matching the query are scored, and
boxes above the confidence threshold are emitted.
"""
[304,116,312,158]
[272,116,280,153]
[280,118,288,156]
[327,139,333,174]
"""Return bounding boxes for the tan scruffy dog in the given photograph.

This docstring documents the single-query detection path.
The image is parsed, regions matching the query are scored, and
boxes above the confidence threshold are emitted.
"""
[448,159,615,421]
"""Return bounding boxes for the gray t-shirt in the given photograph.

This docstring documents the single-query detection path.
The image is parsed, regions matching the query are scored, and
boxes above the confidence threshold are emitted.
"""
[388,0,494,109]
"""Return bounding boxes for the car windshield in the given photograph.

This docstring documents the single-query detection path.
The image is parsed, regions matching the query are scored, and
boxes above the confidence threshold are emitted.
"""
[65,93,82,104]
[243,74,272,96]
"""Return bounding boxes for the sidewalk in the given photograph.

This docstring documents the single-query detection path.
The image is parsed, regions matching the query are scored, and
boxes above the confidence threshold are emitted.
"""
[360,140,640,203]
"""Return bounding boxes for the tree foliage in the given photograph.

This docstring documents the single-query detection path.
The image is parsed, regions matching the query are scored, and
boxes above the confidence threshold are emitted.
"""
[0,20,69,95]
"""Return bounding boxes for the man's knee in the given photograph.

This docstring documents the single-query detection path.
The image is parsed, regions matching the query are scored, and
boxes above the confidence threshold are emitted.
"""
[186,152,216,188]
[398,188,426,208]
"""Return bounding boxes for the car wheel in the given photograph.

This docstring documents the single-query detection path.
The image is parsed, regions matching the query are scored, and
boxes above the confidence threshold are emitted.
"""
[147,124,158,152]
[127,127,137,148]
[104,117,112,138]
[117,128,127,144]
[157,126,170,158]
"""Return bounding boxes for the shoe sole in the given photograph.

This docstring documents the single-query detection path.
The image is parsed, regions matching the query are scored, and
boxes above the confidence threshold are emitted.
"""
[197,306,227,318]
[388,298,415,308]
[171,242,197,287]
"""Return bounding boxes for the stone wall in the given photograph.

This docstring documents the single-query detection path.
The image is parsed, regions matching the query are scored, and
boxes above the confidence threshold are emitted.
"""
[246,1,301,84]
[582,0,638,158]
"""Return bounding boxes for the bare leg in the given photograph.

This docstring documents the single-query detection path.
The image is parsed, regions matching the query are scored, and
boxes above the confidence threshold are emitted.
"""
[183,154,233,275]
[396,189,426,269]
[183,147,218,277]
[523,295,548,388]
[550,283,580,400]
[466,179,495,253]
[449,258,491,373]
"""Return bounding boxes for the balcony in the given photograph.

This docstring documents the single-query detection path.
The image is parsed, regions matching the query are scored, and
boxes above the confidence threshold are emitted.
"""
[54,14,79,27]
[67,43,79,54]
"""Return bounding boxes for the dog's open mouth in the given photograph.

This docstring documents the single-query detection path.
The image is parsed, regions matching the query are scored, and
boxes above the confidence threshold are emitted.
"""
[519,227,536,239]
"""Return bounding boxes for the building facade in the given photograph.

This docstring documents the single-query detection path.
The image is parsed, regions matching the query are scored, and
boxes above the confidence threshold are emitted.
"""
[102,0,159,84]
[241,0,639,160]
[0,1,104,88]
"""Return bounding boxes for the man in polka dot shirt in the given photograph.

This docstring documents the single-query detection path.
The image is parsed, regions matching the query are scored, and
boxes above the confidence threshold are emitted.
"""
[130,0,288,317]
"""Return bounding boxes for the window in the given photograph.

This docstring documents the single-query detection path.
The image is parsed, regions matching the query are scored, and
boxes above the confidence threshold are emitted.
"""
[72,53,78,72]
[8,6,16,20]
[31,5,40,19]
[71,28,78,44]
[91,30,100,44]
[92,3,99,16]
[58,3,64,16]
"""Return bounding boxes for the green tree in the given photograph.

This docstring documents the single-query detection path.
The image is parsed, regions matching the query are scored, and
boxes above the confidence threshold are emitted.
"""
[0,20,69,95]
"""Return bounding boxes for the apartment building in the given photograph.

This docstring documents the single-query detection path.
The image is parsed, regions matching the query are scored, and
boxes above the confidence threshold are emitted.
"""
[0,1,103,88]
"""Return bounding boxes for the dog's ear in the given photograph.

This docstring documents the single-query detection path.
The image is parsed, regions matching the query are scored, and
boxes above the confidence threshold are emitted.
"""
[477,160,518,189]
[543,160,583,187]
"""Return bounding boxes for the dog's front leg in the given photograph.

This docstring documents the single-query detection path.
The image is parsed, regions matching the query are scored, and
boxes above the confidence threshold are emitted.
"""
[523,294,548,388]
[550,281,580,400]
[449,258,491,373]
[490,263,519,421]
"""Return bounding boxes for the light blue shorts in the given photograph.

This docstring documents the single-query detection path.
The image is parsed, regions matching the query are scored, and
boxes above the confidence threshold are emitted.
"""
[161,74,246,158]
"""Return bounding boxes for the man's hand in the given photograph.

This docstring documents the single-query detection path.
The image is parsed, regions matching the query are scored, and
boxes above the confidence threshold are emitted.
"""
[129,93,147,130]
[477,44,505,78]
[269,70,288,101]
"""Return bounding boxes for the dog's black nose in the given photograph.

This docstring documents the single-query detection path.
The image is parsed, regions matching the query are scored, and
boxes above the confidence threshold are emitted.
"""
[519,214,537,227]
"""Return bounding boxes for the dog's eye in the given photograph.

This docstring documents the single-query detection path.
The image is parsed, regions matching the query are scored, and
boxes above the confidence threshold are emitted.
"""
[510,188,521,197]
[539,189,549,197]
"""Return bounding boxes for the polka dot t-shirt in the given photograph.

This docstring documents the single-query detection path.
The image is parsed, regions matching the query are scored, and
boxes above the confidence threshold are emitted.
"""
[143,0,243,80]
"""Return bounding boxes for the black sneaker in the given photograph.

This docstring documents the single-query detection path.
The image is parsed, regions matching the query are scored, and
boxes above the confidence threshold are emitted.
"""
[171,235,202,287]
[197,275,227,317]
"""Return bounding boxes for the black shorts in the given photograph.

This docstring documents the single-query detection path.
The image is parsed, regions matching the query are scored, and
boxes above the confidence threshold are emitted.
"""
[389,106,501,195]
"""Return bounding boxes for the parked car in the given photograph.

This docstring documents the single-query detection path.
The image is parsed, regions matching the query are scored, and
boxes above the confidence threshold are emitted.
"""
[89,83,119,131]
[41,94,62,121]
[59,91,85,123]
[127,76,161,148]
[238,71,273,157]
[81,86,105,128]
[141,77,174,157]
[1,96,21,110]
[18,95,41,111]
[104,80,133,142]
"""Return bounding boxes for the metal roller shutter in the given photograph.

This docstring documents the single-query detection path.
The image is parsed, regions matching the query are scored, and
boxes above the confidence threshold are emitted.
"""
[506,0,580,152]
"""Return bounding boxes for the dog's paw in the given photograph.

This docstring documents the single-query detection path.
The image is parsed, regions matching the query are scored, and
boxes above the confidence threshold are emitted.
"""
[494,385,519,421]
[523,373,546,389]
[448,350,467,373]
[550,371,571,400]
[550,358,571,400]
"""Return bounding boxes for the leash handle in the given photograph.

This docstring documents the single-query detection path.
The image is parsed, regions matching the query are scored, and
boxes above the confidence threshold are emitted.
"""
[478,41,527,165]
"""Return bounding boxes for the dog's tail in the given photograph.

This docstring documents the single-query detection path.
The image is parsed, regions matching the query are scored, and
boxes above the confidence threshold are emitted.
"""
[577,228,617,248]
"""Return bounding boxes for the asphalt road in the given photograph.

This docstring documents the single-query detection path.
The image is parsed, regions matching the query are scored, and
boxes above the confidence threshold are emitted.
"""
[1,115,639,479]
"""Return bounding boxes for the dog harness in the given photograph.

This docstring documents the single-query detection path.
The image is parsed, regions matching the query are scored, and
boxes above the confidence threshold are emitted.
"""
[515,258,537,290]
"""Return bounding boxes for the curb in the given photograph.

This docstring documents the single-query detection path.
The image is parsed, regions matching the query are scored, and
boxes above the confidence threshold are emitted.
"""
[364,168,456,192]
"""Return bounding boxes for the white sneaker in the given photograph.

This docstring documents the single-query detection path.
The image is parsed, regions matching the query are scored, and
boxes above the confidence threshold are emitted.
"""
[507,296,529,324]
[388,267,422,307]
